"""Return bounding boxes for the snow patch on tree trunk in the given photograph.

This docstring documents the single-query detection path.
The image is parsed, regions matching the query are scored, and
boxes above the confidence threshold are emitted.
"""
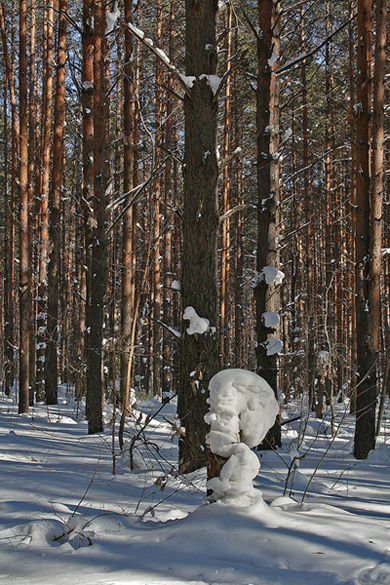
[205,369,279,505]
[183,306,209,335]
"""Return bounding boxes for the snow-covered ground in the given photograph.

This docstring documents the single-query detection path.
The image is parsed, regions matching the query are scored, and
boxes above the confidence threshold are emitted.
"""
[1,385,390,585]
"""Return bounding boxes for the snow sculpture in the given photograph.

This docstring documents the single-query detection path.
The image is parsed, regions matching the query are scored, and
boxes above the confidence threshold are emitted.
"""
[204,369,279,505]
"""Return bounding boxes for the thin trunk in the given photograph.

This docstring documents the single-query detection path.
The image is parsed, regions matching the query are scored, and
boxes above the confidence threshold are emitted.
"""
[0,1,18,397]
[370,0,386,435]
[36,0,54,401]
[152,2,163,396]
[46,0,67,405]
[353,0,374,460]
[19,0,30,414]
[220,4,232,367]
[255,0,282,449]
[120,0,135,414]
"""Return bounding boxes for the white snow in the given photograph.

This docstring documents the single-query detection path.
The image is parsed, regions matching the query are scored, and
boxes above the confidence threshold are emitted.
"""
[105,2,120,35]
[262,312,280,328]
[261,337,284,356]
[183,306,209,335]
[82,80,93,91]
[268,52,278,67]
[205,369,279,504]
[1,387,390,585]
[178,73,196,89]
[127,21,145,40]
[154,47,170,65]
[199,74,221,95]
[262,265,285,285]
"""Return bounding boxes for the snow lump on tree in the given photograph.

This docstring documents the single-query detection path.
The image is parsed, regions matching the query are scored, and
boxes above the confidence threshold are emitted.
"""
[205,369,279,505]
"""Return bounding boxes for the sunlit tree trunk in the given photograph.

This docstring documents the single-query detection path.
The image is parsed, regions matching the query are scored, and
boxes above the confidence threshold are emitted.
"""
[371,0,386,437]
[0,1,18,397]
[46,0,67,405]
[120,0,135,415]
[220,4,232,367]
[28,0,37,402]
[36,0,54,402]
[255,0,282,449]
[19,0,30,414]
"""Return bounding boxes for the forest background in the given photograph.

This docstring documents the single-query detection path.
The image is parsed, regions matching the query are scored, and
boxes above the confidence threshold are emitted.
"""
[0,0,389,477]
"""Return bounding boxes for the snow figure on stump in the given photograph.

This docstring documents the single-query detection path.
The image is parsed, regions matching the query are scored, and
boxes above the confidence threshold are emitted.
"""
[205,369,279,505]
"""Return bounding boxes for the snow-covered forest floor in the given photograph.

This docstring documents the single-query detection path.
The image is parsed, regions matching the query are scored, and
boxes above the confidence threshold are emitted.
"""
[1,385,390,585]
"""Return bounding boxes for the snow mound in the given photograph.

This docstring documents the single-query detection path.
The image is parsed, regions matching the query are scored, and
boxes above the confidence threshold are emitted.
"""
[205,369,279,504]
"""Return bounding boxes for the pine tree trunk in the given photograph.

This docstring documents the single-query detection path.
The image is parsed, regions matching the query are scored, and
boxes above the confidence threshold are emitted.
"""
[36,0,54,402]
[46,0,67,405]
[120,0,135,414]
[85,0,108,434]
[220,4,232,367]
[353,0,374,460]
[178,0,220,474]
[255,0,281,449]
[19,0,30,414]
[0,1,18,397]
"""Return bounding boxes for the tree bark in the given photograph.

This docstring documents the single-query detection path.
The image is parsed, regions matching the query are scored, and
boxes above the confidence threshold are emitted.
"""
[85,0,108,434]
[353,0,374,460]
[178,0,220,474]
[255,0,282,449]
[19,0,30,414]
[46,0,67,405]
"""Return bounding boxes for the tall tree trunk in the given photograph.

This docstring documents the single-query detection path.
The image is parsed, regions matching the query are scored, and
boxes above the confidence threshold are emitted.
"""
[46,0,67,405]
[220,4,232,367]
[36,0,54,402]
[353,0,374,460]
[300,5,316,408]
[178,0,220,474]
[255,0,282,449]
[370,0,386,436]
[120,0,134,414]
[85,0,108,434]
[152,1,163,396]
[162,0,176,400]
[348,0,357,412]
[78,0,94,403]
[28,0,37,402]
[0,1,18,397]
[19,0,30,414]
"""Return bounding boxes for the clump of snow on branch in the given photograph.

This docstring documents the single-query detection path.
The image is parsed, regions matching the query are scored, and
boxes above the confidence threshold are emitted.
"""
[183,306,209,335]
[105,2,120,35]
[252,266,285,287]
[204,369,279,505]
[178,73,196,89]
[261,338,283,356]
[262,266,285,285]
[268,52,278,67]
[199,74,221,96]
[262,312,280,328]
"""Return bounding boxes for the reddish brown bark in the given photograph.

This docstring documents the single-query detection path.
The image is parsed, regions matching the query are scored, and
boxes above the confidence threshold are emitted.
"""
[19,0,30,413]
[46,0,67,405]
